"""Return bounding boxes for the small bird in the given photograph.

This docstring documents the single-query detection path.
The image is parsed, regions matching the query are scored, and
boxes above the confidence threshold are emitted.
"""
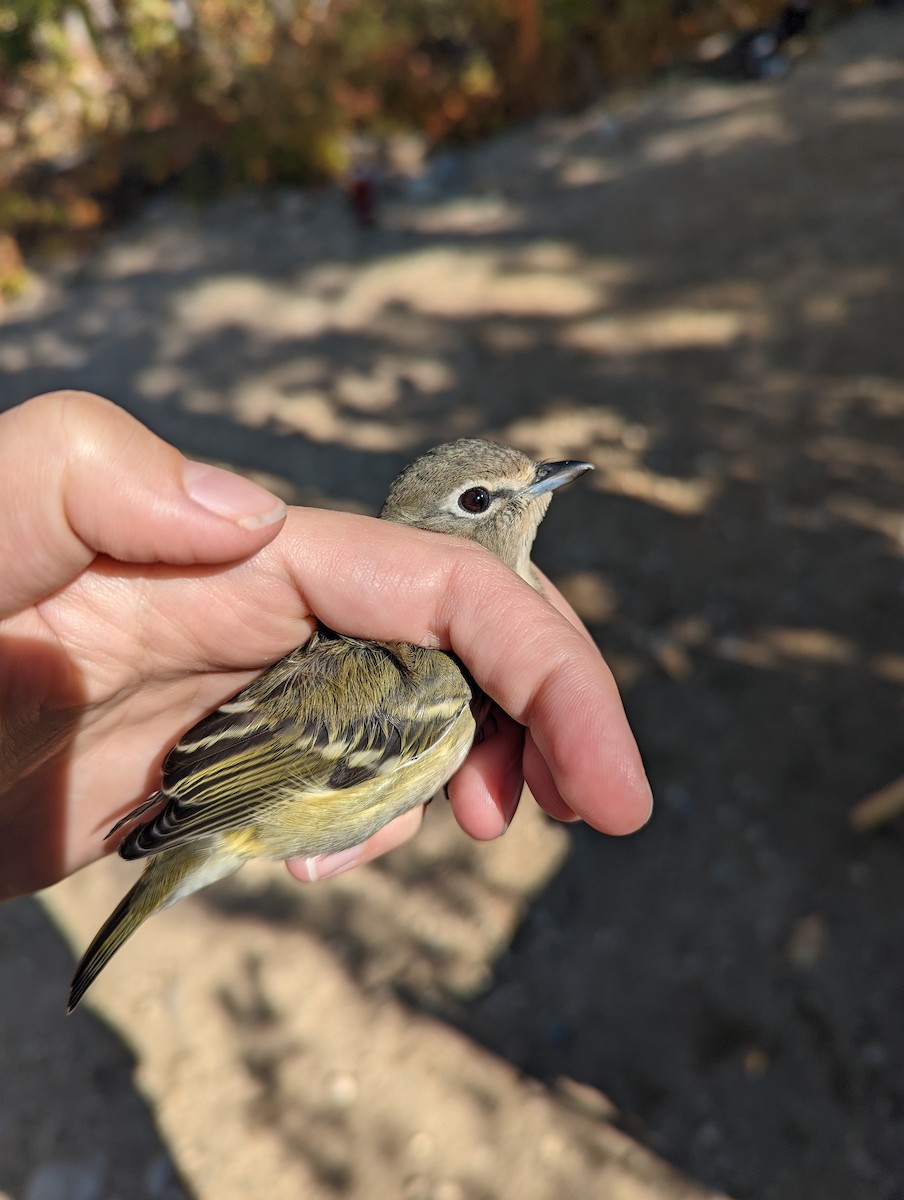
[68,440,592,1011]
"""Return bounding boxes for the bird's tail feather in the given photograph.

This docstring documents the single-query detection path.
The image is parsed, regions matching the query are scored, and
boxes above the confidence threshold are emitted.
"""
[68,846,242,1012]
[68,877,156,1012]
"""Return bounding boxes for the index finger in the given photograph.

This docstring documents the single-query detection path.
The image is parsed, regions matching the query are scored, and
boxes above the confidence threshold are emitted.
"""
[443,557,651,835]
[265,510,652,836]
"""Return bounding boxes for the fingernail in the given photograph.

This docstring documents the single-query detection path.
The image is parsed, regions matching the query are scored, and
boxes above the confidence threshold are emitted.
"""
[302,843,365,883]
[183,461,287,530]
[501,757,524,831]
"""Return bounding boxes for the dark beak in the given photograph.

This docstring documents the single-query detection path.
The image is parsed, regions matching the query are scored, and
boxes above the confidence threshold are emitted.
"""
[526,458,594,497]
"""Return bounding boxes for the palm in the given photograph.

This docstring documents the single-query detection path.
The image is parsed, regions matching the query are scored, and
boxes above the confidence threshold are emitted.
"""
[1,549,317,897]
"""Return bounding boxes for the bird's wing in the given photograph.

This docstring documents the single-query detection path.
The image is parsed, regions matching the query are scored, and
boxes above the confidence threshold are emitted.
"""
[116,632,474,859]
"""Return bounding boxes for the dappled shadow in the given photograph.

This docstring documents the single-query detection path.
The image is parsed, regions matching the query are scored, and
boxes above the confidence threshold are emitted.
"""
[450,614,904,1198]
[0,897,189,1200]
[3,7,904,1200]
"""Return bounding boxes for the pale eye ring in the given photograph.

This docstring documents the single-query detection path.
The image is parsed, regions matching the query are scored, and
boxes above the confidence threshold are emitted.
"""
[458,486,491,514]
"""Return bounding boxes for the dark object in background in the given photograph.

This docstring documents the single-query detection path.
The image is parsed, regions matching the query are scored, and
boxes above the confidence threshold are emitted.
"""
[348,165,378,229]
[694,2,811,81]
[731,1,811,79]
[776,0,811,40]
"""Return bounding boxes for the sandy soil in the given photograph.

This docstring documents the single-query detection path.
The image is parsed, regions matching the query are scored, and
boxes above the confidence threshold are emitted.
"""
[1,9,903,1199]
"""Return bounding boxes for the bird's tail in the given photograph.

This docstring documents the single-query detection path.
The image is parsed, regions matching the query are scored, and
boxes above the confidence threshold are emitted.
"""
[68,847,240,1012]
[68,877,153,1012]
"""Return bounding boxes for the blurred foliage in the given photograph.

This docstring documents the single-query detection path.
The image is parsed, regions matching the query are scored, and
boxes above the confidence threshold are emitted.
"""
[0,0,871,292]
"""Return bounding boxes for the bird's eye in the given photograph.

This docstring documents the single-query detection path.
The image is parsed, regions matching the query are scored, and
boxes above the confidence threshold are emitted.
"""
[458,486,491,514]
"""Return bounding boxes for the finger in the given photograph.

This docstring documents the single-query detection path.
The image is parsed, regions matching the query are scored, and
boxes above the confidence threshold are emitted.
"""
[0,392,286,614]
[447,706,525,840]
[115,507,651,835]
[258,511,652,836]
[523,730,581,823]
[436,556,651,837]
[284,805,425,883]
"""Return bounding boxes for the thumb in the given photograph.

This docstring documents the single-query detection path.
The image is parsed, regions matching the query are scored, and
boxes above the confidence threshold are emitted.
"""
[0,391,287,616]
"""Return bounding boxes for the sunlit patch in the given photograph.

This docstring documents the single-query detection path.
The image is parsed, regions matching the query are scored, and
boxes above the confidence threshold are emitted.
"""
[715,627,860,671]
[501,405,649,461]
[555,571,617,625]
[593,465,718,517]
[236,387,425,451]
[499,404,714,516]
[563,308,747,355]
[557,158,620,188]
[834,97,901,123]
[399,195,524,236]
[808,436,904,481]
[869,654,904,686]
[335,356,454,412]
[177,277,328,338]
[760,627,858,666]
[334,248,600,323]
[836,59,904,89]
[642,110,791,165]
[826,496,904,550]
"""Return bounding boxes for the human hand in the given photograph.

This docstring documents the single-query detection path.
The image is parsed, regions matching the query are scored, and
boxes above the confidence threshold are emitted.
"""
[0,391,650,901]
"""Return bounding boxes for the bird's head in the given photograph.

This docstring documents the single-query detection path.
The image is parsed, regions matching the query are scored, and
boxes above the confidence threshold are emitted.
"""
[380,439,593,584]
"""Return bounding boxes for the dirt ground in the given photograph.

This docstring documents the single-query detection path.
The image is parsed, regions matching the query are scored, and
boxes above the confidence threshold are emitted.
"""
[1,9,903,1199]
